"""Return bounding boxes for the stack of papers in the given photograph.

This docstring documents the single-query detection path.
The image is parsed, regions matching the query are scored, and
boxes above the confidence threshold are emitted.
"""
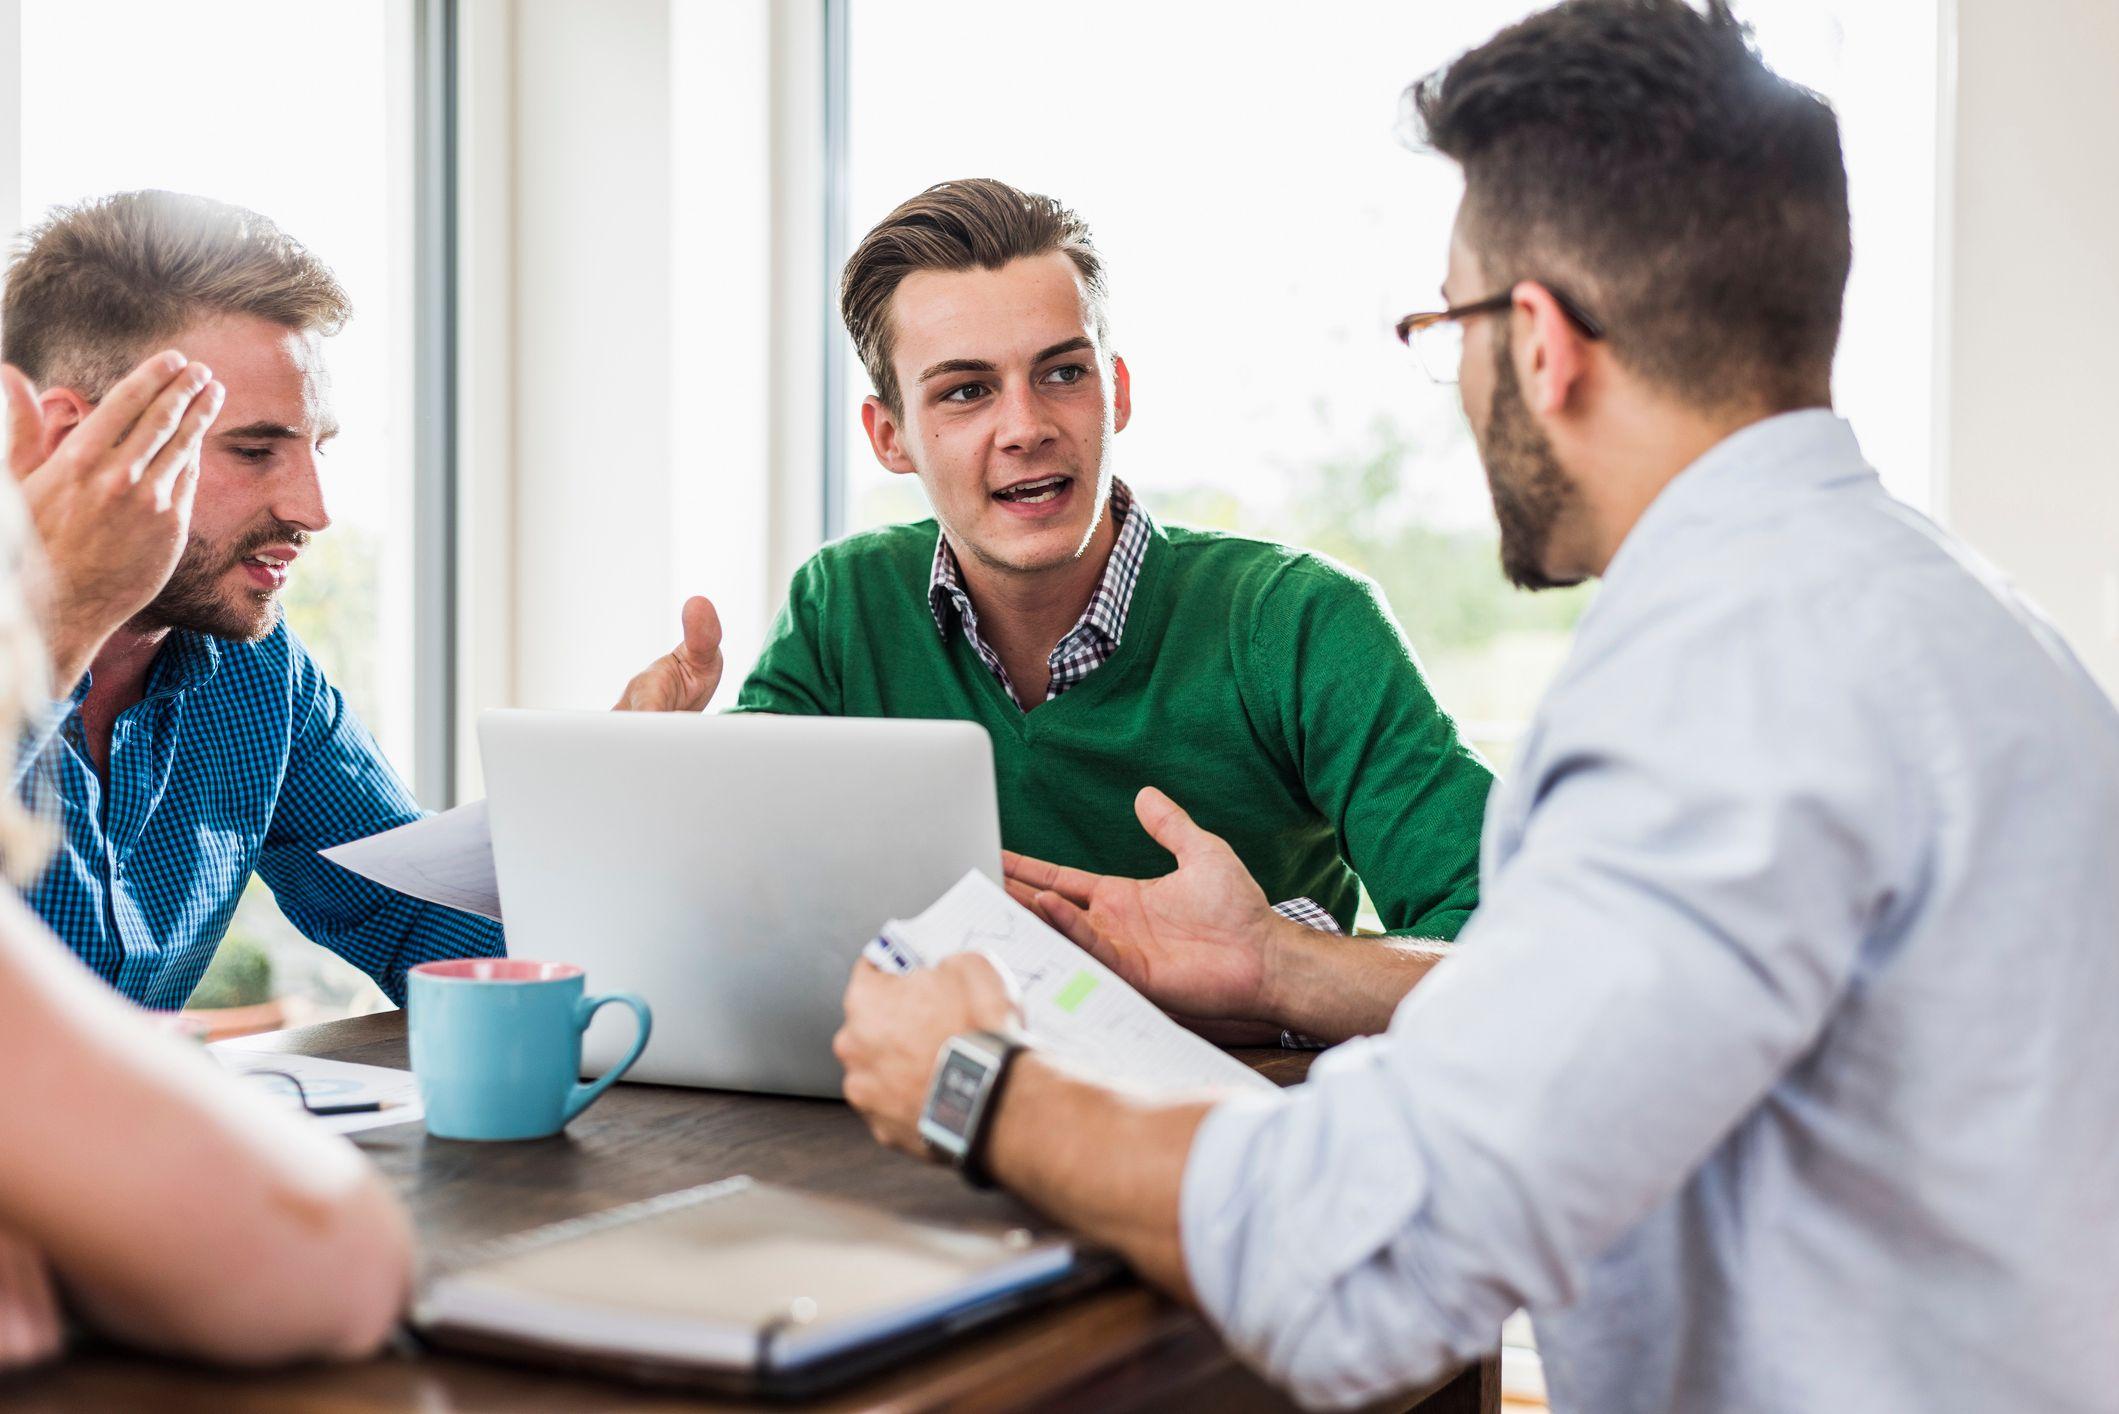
[865,871,1275,1096]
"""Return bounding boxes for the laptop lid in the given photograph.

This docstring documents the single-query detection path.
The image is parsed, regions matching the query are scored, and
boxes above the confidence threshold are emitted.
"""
[478,710,1001,1097]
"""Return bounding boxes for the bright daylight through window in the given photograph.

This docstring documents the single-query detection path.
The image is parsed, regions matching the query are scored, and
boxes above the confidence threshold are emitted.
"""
[839,0,1937,768]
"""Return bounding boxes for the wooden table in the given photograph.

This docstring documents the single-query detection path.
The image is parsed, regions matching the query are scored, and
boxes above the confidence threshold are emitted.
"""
[8,1013,1501,1412]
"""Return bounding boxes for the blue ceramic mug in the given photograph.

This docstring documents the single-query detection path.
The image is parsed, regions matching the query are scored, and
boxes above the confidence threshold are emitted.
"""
[407,959,652,1141]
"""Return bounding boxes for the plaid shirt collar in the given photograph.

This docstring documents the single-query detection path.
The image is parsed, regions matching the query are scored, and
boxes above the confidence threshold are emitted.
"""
[928,479,1153,708]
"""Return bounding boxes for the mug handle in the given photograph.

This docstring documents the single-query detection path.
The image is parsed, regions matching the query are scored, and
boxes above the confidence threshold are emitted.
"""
[563,992,654,1124]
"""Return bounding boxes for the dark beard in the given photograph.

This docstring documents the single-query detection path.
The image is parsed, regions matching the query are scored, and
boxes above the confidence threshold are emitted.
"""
[138,522,308,642]
[1480,336,1582,591]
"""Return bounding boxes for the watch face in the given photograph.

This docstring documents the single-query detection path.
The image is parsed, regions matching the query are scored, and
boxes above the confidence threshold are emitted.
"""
[929,1047,990,1140]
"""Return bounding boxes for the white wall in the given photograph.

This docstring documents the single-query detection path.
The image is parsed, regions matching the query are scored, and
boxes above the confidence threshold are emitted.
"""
[1937,0,2119,695]
[510,0,678,714]
[455,0,825,793]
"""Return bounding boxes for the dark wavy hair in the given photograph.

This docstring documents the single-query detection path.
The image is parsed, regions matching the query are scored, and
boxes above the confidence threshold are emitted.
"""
[1406,0,1851,413]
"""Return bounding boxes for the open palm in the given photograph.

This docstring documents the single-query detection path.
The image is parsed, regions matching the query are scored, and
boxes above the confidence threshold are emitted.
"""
[1004,787,1277,1022]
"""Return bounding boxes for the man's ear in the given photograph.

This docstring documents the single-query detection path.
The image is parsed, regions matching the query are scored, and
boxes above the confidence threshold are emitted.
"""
[860,394,919,476]
[1109,354,1132,435]
[36,386,90,461]
[1509,281,1591,418]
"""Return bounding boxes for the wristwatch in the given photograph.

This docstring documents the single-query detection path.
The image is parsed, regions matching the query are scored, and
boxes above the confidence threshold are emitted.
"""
[918,1029,1025,1188]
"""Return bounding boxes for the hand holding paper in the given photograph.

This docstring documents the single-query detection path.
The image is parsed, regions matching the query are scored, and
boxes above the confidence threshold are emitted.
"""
[860,870,1274,1098]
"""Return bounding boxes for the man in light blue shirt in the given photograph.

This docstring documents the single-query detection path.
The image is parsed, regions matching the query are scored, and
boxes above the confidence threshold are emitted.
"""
[831,3,2119,1411]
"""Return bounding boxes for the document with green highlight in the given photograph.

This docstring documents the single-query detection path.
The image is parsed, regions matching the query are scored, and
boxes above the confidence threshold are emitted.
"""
[868,871,1276,1097]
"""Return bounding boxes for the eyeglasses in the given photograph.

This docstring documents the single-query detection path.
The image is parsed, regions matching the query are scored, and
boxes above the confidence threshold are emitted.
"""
[1395,285,1605,385]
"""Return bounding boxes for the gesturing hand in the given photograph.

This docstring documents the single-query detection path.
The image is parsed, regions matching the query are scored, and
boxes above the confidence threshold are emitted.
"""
[613,595,724,712]
[1003,787,1283,1024]
[5,352,225,690]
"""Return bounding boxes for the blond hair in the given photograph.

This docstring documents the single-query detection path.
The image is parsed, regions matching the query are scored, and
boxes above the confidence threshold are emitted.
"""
[839,178,1109,415]
[2,189,351,399]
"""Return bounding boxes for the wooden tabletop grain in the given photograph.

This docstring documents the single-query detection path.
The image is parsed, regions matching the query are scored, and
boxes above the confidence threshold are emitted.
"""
[1,1012,1498,1413]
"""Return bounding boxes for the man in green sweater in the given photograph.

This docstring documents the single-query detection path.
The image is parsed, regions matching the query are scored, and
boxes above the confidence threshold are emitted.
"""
[733,178,1491,958]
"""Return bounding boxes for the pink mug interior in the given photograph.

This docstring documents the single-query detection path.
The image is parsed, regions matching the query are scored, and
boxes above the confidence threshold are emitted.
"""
[410,958,583,983]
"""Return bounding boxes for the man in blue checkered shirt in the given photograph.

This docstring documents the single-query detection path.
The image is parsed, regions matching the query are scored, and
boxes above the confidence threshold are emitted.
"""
[2,191,721,1009]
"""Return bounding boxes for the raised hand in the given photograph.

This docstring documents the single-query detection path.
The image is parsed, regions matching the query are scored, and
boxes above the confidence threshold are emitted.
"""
[1003,787,1286,1024]
[5,352,224,690]
[613,595,725,712]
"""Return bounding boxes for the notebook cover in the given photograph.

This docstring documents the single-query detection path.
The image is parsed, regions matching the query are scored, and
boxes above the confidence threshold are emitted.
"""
[404,1178,1118,1399]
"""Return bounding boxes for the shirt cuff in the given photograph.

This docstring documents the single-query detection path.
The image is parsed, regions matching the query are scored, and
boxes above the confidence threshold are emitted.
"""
[1270,896,1344,934]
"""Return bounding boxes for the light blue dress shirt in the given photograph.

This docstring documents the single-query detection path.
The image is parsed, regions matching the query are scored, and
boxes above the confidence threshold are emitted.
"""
[1181,412,2119,1412]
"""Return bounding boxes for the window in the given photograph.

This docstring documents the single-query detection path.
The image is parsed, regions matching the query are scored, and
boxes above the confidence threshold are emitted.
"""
[14,0,421,1026]
[835,1,1938,768]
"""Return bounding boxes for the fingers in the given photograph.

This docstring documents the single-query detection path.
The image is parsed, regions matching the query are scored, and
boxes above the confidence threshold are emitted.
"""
[614,595,726,712]
[169,451,203,520]
[143,379,224,505]
[940,949,1010,997]
[1134,786,1225,868]
[844,955,886,1004]
[948,950,1024,1033]
[110,360,213,478]
[677,595,723,667]
[1001,848,1102,909]
[2,366,45,482]
[70,349,187,454]
[1034,890,1124,971]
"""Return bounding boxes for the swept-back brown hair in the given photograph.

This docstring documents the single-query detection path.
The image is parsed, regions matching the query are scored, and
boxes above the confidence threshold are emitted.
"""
[840,178,1109,414]
[3,189,351,400]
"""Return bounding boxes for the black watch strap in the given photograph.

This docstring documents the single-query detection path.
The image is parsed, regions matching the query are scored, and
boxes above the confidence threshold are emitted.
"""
[960,1033,1024,1190]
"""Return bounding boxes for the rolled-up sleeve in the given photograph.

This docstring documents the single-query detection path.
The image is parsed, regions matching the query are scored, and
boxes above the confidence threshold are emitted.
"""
[1178,585,1919,1410]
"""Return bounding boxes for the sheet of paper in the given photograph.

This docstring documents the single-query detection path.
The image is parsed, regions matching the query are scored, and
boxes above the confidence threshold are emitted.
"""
[211,1042,426,1136]
[321,800,502,922]
[868,871,1275,1097]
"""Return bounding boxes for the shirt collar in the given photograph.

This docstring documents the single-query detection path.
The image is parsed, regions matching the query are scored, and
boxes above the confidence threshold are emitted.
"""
[928,478,1152,646]
[61,628,225,713]
[141,629,224,700]
[1600,410,1874,589]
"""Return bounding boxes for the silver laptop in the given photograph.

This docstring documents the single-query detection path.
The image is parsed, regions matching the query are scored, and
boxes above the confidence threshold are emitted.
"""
[478,710,1002,1098]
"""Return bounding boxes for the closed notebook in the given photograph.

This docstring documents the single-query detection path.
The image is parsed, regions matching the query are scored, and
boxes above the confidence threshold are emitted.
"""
[412,1176,1089,1390]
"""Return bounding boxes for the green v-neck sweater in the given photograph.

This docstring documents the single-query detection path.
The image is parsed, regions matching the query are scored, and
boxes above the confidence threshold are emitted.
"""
[735,518,1492,937]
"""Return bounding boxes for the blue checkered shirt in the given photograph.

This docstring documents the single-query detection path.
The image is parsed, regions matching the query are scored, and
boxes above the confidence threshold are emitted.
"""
[15,622,503,1009]
[928,480,1341,1044]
